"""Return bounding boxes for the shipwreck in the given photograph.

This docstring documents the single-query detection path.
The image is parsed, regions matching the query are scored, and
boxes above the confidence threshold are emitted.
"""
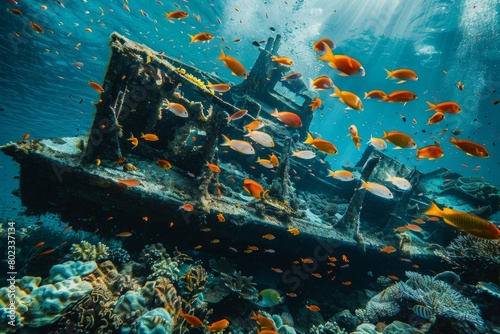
[2,32,499,277]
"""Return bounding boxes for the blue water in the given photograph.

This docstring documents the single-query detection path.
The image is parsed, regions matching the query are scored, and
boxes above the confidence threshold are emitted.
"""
[0,1,499,332]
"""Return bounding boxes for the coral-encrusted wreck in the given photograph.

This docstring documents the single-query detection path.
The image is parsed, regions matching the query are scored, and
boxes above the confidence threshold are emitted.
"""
[1,33,498,266]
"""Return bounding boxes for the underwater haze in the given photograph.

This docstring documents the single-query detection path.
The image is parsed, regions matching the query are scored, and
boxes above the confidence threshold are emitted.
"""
[1,0,500,333]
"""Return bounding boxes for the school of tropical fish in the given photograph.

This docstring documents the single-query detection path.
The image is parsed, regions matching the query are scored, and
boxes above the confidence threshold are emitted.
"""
[1,1,500,333]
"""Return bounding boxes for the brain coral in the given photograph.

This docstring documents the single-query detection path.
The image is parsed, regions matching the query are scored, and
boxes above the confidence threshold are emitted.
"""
[0,275,92,330]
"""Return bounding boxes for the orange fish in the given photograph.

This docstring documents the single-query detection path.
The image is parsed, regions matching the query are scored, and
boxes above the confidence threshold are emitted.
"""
[312,38,335,52]
[309,97,322,111]
[309,76,333,90]
[221,134,255,154]
[304,133,338,154]
[328,256,337,262]
[165,10,189,19]
[218,49,247,78]
[382,130,417,149]
[417,145,444,160]
[347,125,362,149]
[301,258,314,264]
[327,170,354,182]
[269,153,279,167]
[271,267,283,273]
[281,72,303,81]
[217,213,225,222]
[22,132,30,141]
[426,101,461,114]
[30,21,44,33]
[243,179,267,199]
[342,281,352,286]
[450,137,489,158]
[62,225,73,233]
[424,202,500,239]
[140,132,159,141]
[116,156,127,165]
[207,82,231,92]
[116,231,133,237]
[194,245,202,250]
[206,319,230,332]
[306,305,320,312]
[180,312,203,327]
[164,100,188,118]
[318,43,365,76]
[311,273,322,278]
[142,216,148,221]
[385,68,418,84]
[33,241,46,248]
[412,218,425,224]
[380,246,397,253]
[244,120,264,132]
[88,81,104,92]
[157,159,172,170]
[394,226,410,232]
[271,56,294,66]
[364,90,387,99]
[11,9,22,15]
[189,32,214,43]
[247,245,259,251]
[457,81,464,90]
[38,248,55,256]
[262,234,275,240]
[387,275,399,281]
[257,157,274,169]
[331,85,363,111]
[206,162,221,173]
[250,312,276,331]
[287,227,300,235]
[200,227,211,232]
[381,90,417,104]
[210,239,220,244]
[179,203,194,212]
[406,224,423,232]
[95,159,101,166]
[342,254,349,263]
[427,112,445,125]
[271,109,302,128]
[117,179,143,187]
[286,292,297,297]
[128,133,138,148]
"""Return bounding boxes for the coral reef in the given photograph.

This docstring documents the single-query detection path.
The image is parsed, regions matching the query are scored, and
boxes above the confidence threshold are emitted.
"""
[383,321,424,333]
[148,258,180,281]
[355,271,483,329]
[69,241,110,262]
[308,321,347,334]
[433,234,500,278]
[204,258,258,303]
[108,247,131,267]
[0,274,92,331]
[45,261,97,283]
[136,308,173,334]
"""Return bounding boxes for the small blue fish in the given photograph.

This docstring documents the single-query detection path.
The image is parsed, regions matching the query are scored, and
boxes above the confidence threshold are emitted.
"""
[256,289,282,307]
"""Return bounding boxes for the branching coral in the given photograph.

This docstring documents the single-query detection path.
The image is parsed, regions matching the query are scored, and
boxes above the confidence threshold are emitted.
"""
[70,241,110,262]
[148,259,180,281]
[220,271,259,300]
[434,234,500,277]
